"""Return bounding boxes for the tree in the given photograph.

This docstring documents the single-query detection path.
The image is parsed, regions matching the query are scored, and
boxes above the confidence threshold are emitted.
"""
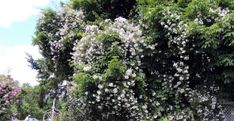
[15,83,44,120]
[30,5,85,98]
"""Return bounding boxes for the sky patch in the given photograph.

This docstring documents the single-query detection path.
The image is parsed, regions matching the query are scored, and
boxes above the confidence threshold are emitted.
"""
[0,0,68,85]
[0,0,49,28]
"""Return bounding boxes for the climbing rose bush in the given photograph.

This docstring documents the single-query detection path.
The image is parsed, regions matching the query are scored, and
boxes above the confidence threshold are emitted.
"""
[69,0,233,119]
[71,15,225,120]
[72,17,151,120]
[33,0,234,120]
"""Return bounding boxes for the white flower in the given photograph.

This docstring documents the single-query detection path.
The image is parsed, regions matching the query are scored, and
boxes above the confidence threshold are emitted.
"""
[156,102,160,106]
[105,88,109,92]
[179,76,184,81]
[173,63,178,67]
[126,103,130,107]
[83,66,91,71]
[96,96,100,102]
[93,75,98,79]
[132,73,136,77]
[109,83,114,87]
[85,25,98,32]
[120,93,125,98]
[177,68,183,73]
[153,115,158,118]
[124,75,129,79]
[142,104,147,109]
[126,69,133,76]
[113,88,118,94]
[97,90,101,95]
[115,17,127,23]
[174,73,179,77]
[98,84,103,89]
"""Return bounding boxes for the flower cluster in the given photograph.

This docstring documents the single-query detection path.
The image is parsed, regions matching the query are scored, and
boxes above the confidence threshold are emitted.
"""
[161,9,190,83]
[209,7,230,18]
[34,6,85,88]
[193,6,230,25]
[72,24,104,68]
[72,17,170,120]
[153,6,225,120]
[189,88,224,121]
[0,79,21,112]
[73,17,148,72]
[38,6,84,56]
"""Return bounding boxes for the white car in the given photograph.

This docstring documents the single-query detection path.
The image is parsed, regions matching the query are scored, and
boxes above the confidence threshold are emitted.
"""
[27,118,39,121]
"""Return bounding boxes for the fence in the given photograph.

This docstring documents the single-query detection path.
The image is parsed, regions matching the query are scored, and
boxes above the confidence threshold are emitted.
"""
[222,102,234,121]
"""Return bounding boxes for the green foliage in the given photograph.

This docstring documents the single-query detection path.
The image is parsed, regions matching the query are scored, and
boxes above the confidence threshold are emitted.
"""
[70,0,137,20]
[160,117,169,121]
[104,57,126,80]
[74,73,96,96]
[16,84,43,120]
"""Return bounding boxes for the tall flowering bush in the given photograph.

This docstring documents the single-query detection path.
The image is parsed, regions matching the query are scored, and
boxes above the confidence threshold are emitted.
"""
[32,0,234,120]
[70,15,225,120]
[70,0,233,120]
[136,0,233,120]
[72,18,153,120]
[0,76,21,119]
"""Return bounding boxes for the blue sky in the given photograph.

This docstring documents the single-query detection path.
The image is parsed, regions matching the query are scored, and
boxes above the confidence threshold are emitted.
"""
[0,0,68,85]
[0,16,36,46]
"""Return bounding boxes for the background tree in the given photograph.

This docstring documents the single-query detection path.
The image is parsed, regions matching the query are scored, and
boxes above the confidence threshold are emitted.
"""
[15,83,44,120]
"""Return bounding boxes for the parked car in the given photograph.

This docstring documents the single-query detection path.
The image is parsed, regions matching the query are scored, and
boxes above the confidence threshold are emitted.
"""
[27,118,39,121]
